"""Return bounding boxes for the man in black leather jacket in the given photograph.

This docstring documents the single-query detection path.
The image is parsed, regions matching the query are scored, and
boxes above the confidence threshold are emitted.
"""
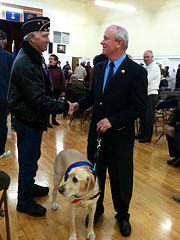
[8,17,72,217]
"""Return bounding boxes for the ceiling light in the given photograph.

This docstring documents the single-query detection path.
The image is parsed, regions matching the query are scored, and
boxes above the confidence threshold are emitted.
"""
[95,0,136,12]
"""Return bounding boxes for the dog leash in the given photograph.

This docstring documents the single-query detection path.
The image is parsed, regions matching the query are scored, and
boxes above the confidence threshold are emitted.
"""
[92,130,102,180]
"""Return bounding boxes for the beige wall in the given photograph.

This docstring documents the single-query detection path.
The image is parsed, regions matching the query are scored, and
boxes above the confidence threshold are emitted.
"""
[12,0,180,58]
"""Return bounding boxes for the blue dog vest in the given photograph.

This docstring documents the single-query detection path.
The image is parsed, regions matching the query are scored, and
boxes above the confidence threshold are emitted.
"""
[64,161,93,181]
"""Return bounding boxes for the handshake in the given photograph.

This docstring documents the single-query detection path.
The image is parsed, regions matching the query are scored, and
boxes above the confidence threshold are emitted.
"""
[67,102,79,118]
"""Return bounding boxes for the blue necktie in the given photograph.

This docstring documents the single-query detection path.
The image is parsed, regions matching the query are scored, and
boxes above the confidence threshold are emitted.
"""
[104,61,115,91]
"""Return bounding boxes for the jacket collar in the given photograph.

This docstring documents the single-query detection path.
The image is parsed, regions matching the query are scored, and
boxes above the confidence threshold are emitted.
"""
[21,40,42,66]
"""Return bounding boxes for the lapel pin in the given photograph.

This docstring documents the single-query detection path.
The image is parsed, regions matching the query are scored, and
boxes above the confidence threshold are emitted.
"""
[121,70,125,73]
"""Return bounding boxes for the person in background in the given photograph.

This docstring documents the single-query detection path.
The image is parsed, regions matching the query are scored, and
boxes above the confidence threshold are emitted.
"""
[163,107,180,202]
[136,50,161,143]
[0,30,14,159]
[71,24,147,237]
[84,61,91,89]
[57,60,61,69]
[164,107,180,167]
[8,17,72,217]
[175,64,180,89]
[158,63,165,78]
[65,74,85,101]
[0,170,10,191]
[163,66,170,78]
[89,54,108,90]
[48,54,65,126]
[63,61,71,82]
[74,61,87,80]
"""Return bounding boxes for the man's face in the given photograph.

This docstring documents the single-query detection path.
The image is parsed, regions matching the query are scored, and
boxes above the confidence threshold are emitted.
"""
[143,51,153,65]
[49,56,57,66]
[101,26,120,59]
[31,31,50,53]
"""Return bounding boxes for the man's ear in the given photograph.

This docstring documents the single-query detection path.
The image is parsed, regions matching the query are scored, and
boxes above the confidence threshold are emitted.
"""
[29,33,36,43]
[116,38,123,49]
[2,39,7,49]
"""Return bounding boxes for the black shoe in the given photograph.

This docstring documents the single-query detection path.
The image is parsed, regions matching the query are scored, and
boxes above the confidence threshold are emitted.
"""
[135,133,144,139]
[52,120,60,126]
[33,184,49,198]
[47,123,53,128]
[139,137,151,143]
[85,208,104,226]
[167,157,180,167]
[115,214,131,237]
[17,200,47,217]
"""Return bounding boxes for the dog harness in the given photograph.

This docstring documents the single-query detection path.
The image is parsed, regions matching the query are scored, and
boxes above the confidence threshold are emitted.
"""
[64,161,93,182]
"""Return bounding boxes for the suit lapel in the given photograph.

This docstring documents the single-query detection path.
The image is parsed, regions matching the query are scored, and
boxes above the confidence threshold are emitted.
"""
[103,56,130,95]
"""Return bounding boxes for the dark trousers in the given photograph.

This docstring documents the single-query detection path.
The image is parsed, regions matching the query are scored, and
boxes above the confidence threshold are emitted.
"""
[139,94,158,139]
[92,147,133,220]
[166,134,180,158]
[13,118,43,206]
[0,99,8,155]
[0,171,10,191]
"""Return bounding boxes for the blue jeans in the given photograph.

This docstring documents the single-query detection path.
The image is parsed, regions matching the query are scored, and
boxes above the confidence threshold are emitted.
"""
[0,99,8,155]
[13,118,43,206]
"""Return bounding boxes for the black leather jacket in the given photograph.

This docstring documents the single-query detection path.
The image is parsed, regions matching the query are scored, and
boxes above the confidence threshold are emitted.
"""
[8,41,69,130]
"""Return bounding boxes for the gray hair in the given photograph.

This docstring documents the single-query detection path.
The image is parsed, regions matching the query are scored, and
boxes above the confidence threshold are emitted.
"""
[110,25,129,50]
[0,39,7,45]
[144,50,153,56]
[70,74,78,81]
[23,31,39,42]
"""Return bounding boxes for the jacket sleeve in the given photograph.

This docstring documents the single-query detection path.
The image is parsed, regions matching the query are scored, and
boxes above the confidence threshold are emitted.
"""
[15,63,68,114]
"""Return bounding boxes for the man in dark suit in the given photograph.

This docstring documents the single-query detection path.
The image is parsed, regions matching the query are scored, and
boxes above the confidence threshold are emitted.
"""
[71,25,147,237]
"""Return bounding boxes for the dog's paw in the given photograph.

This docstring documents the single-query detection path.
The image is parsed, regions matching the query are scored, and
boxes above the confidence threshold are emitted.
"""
[51,202,58,210]
[87,232,95,240]
[69,234,77,240]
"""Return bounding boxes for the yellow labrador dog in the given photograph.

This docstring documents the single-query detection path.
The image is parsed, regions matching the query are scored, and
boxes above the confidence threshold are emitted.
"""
[51,149,99,240]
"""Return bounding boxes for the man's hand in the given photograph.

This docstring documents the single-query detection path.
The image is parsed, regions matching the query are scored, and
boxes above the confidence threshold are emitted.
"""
[163,124,175,137]
[96,118,112,133]
[67,102,79,118]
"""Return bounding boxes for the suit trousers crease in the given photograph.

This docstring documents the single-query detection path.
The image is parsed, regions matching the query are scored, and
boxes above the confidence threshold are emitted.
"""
[96,147,133,219]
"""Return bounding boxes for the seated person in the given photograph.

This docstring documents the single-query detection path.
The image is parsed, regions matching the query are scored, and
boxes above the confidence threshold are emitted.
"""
[0,171,10,191]
[65,74,85,101]
[163,108,180,202]
[159,77,168,89]
[163,107,180,167]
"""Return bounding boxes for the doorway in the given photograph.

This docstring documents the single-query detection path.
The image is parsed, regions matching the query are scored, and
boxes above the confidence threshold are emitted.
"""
[0,19,24,54]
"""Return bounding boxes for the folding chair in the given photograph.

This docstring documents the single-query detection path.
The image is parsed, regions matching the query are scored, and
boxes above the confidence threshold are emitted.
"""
[0,189,11,240]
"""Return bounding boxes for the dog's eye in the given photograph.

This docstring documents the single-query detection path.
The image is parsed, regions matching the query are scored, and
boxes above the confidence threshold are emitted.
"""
[73,176,78,183]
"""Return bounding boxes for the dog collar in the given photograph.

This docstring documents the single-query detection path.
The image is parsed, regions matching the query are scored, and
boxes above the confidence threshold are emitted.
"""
[64,161,93,182]
[71,192,101,204]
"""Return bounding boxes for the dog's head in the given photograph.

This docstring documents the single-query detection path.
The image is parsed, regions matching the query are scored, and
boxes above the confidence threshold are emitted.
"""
[58,166,95,198]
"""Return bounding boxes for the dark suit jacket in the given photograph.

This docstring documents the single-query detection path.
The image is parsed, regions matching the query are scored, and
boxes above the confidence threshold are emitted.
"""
[78,56,148,159]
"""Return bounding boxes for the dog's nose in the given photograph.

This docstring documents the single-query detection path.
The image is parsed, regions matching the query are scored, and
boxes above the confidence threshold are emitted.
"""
[58,186,64,194]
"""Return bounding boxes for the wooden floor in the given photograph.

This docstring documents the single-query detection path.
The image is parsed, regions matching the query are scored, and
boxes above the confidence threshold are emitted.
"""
[0,114,180,240]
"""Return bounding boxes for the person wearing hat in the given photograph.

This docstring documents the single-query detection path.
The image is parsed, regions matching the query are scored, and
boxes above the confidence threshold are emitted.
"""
[0,30,14,159]
[8,17,73,217]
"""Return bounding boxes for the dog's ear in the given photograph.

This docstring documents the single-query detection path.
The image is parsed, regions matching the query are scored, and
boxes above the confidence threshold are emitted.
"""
[86,174,95,191]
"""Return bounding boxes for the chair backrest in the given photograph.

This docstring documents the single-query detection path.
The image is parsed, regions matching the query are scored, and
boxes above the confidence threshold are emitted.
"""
[68,91,86,103]
[159,91,171,100]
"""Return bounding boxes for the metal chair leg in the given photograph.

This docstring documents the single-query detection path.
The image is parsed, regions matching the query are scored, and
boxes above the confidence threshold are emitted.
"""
[0,190,11,240]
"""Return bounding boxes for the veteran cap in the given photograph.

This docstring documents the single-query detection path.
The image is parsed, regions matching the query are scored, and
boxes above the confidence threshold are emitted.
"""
[0,30,7,40]
[22,16,50,35]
